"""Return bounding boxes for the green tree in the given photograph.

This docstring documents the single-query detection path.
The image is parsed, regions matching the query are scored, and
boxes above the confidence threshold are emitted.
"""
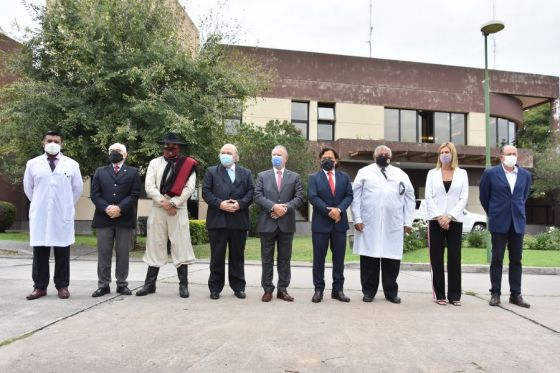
[229,120,316,184]
[532,145,560,205]
[0,0,269,181]
[517,103,551,149]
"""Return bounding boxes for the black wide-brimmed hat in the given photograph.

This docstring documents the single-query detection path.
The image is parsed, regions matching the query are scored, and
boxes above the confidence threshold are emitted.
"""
[157,132,188,145]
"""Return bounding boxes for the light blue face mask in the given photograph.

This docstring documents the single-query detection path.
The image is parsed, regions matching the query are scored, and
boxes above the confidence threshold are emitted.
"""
[219,154,234,167]
[272,155,283,169]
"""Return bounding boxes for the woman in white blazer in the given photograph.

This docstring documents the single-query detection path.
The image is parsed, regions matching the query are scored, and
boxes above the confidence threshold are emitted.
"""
[425,142,468,306]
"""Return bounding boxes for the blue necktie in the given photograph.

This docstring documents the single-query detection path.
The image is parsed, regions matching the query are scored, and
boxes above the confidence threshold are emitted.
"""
[228,168,235,183]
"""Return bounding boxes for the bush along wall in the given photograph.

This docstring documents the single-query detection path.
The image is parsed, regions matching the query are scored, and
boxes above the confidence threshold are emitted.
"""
[0,201,16,232]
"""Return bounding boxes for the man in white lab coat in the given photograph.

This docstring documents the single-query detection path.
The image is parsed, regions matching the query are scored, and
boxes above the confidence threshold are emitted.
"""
[351,145,415,304]
[23,130,83,300]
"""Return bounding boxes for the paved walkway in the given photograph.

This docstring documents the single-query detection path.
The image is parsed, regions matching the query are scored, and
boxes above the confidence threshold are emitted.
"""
[0,250,559,372]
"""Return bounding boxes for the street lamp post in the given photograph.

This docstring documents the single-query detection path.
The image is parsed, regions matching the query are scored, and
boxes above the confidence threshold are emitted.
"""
[481,20,505,262]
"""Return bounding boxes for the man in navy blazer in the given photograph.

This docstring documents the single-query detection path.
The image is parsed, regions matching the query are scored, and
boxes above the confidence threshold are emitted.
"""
[254,145,304,302]
[91,143,141,297]
[479,145,531,308]
[308,147,353,303]
[202,144,254,300]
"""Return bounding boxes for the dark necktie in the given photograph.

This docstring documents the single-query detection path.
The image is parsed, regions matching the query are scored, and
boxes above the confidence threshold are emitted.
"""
[48,156,56,172]
[381,167,387,180]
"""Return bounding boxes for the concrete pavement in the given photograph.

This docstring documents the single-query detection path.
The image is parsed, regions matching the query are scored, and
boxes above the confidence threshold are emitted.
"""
[0,254,559,372]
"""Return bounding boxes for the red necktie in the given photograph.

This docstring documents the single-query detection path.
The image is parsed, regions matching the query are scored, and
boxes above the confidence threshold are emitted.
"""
[114,165,120,174]
[276,170,282,192]
[328,171,335,196]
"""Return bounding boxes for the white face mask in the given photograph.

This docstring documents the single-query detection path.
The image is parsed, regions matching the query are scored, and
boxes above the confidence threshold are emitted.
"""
[503,155,517,168]
[44,142,61,155]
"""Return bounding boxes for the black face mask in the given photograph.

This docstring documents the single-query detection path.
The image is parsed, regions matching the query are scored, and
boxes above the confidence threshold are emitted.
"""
[375,156,389,168]
[109,151,124,164]
[321,159,335,171]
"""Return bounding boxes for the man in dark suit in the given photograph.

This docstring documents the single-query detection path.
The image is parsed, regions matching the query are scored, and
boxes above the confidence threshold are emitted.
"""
[254,145,304,302]
[308,147,353,303]
[91,143,141,297]
[202,143,254,300]
[479,145,532,308]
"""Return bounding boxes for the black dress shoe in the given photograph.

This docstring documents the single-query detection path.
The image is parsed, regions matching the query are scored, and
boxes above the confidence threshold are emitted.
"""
[331,291,350,302]
[362,294,374,303]
[489,294,501,306]
[387,296,401,304]
[91,287,110,298]
[509,294,530,308]
[116,286,132,295]
[234,291,246,299]
[210,292,220,300]
[312,290,323,303]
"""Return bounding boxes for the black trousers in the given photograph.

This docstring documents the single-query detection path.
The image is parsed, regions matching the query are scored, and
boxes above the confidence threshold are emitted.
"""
[32,246,70,290]
[208,229,247,293]
[260,229,293,293]
[490,223,524,296]
[429,220,463,302]
[312,230,347,292]
[360,255,400,300]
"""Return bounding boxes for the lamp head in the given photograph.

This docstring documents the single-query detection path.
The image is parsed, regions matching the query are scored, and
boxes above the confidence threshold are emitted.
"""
[481,20,505,36]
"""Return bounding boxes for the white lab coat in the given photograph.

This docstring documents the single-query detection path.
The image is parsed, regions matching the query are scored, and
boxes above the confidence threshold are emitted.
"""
[23,154,83,247]
[351,164,415,260]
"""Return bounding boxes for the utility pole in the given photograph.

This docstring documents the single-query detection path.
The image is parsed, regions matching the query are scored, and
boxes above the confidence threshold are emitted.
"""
[368,0,373,57]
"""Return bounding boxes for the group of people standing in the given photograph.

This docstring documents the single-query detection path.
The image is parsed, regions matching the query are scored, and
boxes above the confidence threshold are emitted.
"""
[23,130,532,309]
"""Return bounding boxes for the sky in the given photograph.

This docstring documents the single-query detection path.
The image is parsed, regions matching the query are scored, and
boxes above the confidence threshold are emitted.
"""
[1,0,559,80]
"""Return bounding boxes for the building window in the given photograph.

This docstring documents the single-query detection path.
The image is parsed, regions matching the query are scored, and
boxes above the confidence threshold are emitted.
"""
[317,103,335,141]
[224,98,242,135]
[384,108,466,145]
[291,101,309,139]
[491,116,516,147]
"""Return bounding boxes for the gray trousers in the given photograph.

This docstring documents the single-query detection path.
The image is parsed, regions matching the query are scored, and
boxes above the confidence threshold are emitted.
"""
[260,229,294,293]
[96,227,134,288]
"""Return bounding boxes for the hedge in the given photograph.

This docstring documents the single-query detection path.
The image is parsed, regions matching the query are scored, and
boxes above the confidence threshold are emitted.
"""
[0,201,16,232]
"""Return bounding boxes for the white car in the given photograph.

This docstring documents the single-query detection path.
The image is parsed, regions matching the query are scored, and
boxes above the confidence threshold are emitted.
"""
[414,199,487,233]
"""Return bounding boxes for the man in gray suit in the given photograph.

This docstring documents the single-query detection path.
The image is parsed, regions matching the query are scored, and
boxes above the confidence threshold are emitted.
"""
[254,145,304,302]
[91,143,141,297]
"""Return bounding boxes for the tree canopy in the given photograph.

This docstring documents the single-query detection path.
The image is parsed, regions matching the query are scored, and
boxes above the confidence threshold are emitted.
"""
[516,103,560,205]
[517,103,551,149]
[0,0,269,182]
[228,120,316,185]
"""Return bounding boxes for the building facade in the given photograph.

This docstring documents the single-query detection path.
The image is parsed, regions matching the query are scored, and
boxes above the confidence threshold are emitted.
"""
[229,46,559,225]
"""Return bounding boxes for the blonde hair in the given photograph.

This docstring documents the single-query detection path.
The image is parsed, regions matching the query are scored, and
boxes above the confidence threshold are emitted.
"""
[436,142,459,169]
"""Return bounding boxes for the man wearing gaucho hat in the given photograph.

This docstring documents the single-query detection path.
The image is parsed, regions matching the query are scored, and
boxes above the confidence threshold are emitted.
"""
[136,133,197,298]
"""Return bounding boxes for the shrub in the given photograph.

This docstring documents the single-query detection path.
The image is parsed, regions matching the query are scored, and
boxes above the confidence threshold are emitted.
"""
[137,217,148,236]
[134,217,209,246]
[0,201,16,232]
[190,220,209,245]
[464,230,489,248]
[404,220,427,253]
[524,227,560,251]
[249,204,261,238]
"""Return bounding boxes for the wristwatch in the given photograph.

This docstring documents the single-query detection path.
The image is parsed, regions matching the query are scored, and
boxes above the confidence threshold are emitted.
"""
[170,200,177,208]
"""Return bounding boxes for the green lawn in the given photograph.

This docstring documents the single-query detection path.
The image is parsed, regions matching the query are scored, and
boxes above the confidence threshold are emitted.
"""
[2,232,559,267]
